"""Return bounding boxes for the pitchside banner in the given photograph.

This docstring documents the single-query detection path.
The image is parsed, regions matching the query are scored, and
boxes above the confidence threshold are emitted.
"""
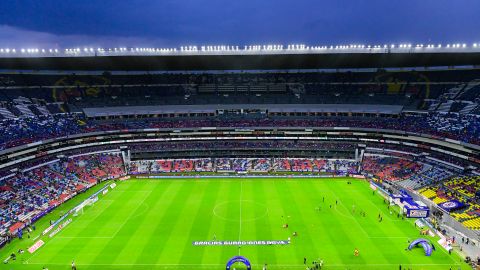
[28,240,45,254]
[407,209,429,218]
[192,240,290,246]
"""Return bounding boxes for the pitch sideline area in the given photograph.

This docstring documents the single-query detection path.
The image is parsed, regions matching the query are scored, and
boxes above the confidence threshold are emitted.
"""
[1,178,470,269]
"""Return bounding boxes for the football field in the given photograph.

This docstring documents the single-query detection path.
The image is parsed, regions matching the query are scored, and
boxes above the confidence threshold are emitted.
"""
[1,178,469,269]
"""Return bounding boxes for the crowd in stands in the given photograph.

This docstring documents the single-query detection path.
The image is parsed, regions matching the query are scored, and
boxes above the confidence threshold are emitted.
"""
[419,175,480,230]
[129,141,355,153]
[1,112,480,153]
[129,158,358,174]
[444,176,480,199]
[129,159,213,174]
[361,156,423,182]
[0,114,85,150]
[0,153,125,235]
[2,70,480,112]
[399,165,454,190]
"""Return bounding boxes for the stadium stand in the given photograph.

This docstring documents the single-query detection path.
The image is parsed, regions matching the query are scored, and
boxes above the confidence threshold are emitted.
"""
[128,158,358,174]
[0,67,479,254]
[0,111,479,151]
[361,156,423,182]
[399,165,454,190]
[0,152,125,234]
[419,175,480,230]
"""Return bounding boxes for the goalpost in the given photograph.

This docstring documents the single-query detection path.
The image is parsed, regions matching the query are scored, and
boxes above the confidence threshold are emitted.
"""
[73,196,98,216]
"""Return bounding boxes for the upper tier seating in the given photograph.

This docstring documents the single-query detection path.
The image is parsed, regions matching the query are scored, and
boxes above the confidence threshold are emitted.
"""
[0,112,479,151]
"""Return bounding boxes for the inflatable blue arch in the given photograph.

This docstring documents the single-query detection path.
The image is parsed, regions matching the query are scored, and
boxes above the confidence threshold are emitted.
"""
[226,256,251,270]
[407,238,435,256]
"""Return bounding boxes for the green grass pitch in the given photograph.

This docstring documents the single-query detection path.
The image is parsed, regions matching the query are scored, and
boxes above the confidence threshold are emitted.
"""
[1,178,469,269]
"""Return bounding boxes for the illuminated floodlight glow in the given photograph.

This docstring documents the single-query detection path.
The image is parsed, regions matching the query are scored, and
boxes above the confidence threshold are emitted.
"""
[1,41,479,58]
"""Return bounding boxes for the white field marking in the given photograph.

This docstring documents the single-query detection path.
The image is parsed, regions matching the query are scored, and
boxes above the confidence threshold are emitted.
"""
[322,189,371,238]
[366,236,410,239]
[24,190,123,264]
[24,233,63,264]
[348,189,398,222]
[130,179,344,183]
[238,180,243,255]
[131,202,150,219]
[344,189,459,258]
[56,236,114,239]
[72,199,117,222]
[324,189,403,239]
[109,189,153,238]
[212,200,269,222]
[58,191,152,241]
[326,189,459,265]
[24,262,461,267]
[114,191,152,193]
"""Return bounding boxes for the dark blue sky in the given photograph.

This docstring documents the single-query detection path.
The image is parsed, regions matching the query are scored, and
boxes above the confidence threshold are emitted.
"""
[0,0,479,48]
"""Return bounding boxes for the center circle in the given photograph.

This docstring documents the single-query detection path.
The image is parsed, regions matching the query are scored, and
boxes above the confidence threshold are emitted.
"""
[213,200,268,222]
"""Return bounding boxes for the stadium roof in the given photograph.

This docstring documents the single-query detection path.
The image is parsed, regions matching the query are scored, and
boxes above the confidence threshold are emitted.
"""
[1,44,480,71]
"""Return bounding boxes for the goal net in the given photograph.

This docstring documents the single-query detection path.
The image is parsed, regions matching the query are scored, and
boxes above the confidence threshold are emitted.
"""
[73,196,98,216]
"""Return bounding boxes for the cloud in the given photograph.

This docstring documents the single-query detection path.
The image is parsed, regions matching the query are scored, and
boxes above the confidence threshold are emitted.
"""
[0,25,172,49]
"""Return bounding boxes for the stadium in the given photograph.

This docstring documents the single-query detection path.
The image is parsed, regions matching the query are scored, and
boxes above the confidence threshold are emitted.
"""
[0,43,478,270]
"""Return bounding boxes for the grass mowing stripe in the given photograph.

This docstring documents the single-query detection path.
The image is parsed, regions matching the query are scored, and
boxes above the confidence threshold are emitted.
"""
[134,181,195,264]
[90,181,161,265]
[111,181,175,264]
[302,180,348,265]
[294,180,370,266]
[253,180,278,266]
[273,179,319,265]
[6,182,109,263]
[238,180,258,260]
[177,180,221,264]
[348,184,415,265]
[219,180,242,264]
[86,181,152,265]
[157,181,213,264]
[238,180,243,247]
[2,178,472,270]
[202,180,231,265]
[313,180,396,265]
[28,182,138,265]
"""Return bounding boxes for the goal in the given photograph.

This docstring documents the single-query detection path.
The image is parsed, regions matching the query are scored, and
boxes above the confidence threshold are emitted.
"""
[73,196,98,216]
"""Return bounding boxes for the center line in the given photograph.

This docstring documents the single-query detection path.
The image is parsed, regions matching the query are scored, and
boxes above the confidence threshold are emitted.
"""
[238,180,243,255]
